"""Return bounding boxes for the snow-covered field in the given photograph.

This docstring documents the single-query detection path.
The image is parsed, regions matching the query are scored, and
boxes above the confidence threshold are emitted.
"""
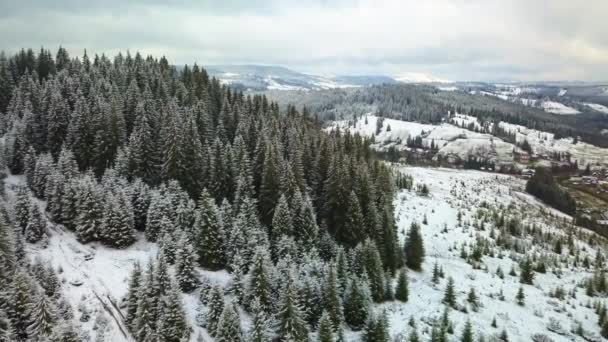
[541,101,581,115]
[472,89,582,115]
[498,121,608,166]
[583,103,608,114]
[9,162,608,341]
[328,115,523,165]
[329,114,608,167]
[4,176,232,342]
[385,166,606,341]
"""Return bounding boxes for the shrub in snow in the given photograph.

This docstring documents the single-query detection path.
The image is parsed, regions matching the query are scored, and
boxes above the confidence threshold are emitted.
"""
[531,333,554,342]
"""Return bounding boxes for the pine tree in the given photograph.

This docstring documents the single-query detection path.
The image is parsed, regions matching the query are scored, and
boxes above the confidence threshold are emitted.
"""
[100,192,136,248]
[343,276,370,331]
[271,194,293,243]
[395,269,409,302]
[404,221,425,272]
[362,240,385,303]
[292,192,318,249]
[276,273,309,342]
[461,319,473,342]
[157,286,190,342]
[324,265,343,330]
[24,202,45,243]
[499,329,509,341]
[247,249,273,313]
[341,191,366,247]
[443,277,456,308]
[14,185,31,234]
[362,311,389,342]
[519,258,534,285]
[195,189,226,269]
[467,287,479,310]
[516,286,525,306]
[23,147,36,188]
[124,262,142,331]
[408,325,420,342]
[73,174,103,243]
[175,233,198,292]
[146,191,171,242]
[248,297,272,342]
[26,292,56,339]
[318,310,335,342]
[8,271,33,341]
[206,285,225,336]
[215,301,242,342]
[31,153,53,198]
[50,321,80,342]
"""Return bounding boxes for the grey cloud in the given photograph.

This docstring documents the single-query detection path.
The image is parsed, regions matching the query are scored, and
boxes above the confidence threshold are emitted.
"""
[0,0,607,81]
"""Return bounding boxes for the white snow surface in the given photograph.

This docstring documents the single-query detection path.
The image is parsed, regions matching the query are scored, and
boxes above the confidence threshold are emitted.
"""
[583,102,608,114]
[4,176,232,342]
[395,72,451,83]
[8,160,608,341]
[328,115,521,164]
[498,121,608,166]
[384,166,605,342]
[540,101,581,115]
[329,114,608,167]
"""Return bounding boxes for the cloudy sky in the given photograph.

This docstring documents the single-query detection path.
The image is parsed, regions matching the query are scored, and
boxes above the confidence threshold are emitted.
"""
[1,0,607,81]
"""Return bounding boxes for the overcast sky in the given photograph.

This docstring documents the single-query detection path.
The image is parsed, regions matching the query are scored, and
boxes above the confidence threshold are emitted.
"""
[1,0,607,81]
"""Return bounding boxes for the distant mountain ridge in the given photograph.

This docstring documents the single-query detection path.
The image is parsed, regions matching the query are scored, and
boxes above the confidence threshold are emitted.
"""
[205,64,399,91]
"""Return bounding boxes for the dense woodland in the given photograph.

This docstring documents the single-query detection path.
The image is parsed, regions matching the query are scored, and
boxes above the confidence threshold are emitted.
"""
[0,48,428,341]
[525,168,577,216]
[268,84,608,148]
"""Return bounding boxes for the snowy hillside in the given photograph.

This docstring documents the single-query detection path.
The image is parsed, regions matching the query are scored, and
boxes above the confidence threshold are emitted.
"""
[329,114,608,167]
[205,65,397,91]
[8,158,608,341]
[497,121,608,166]
[385,166,607,341]
[583,103,608,114]
[328,115,521,165]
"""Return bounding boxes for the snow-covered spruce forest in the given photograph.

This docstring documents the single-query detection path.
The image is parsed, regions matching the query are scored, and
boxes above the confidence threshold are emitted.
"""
[1,48,608,342]
[0,48,402,341]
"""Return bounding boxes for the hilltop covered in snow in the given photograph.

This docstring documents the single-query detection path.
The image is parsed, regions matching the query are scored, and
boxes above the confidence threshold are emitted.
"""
[328,114,608,168]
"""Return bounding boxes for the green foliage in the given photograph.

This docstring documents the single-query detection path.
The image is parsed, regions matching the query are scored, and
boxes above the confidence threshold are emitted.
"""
[405,222,425,271]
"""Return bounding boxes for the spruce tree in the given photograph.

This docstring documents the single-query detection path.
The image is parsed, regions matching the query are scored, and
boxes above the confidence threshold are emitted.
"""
[195,189,226,270]
[405,222,425,271]
[343,276,370,331]
[519,258,534,285]
[124,262,142,331]
[14,185,31,234]
[341,191,366,247]
[318,310,335,342]
[395,268,409,302]
[206,285,225,336]
[362,240,385,303]
[175,233,198,292]
[26,292,56,339]
[324,265,343,330]
[443,277,456,308]
[215,301,242,342]
[8,271,33,341]
[276,273,309,342]
[516,286,525,306]
[461,319,473,342]
[271,194,293,243]
[248,297,272,342]
[24,202,45,243]
[292,192,318,249]
[157,286,190,342]
[100,192,136,248]
[247,249,273,313]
